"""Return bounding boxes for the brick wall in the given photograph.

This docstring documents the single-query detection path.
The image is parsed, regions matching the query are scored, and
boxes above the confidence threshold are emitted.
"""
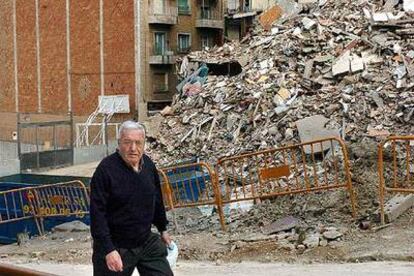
[0,0,137,117]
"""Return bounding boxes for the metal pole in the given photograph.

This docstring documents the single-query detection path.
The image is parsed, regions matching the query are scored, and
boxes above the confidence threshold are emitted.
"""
[104,114,109,156]
[0,263,58,276]
[36,125,39,170]
[70,111,74,165]
[17,112,21,172]
[53,124,57,168]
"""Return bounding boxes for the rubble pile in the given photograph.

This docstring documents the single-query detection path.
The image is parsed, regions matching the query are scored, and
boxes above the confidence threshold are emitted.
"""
[148,0,414,166]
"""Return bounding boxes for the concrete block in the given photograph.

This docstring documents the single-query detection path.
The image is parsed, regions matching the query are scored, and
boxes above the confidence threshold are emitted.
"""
[295,115,340,154]
[332,51,350,76]
[351,55,364,73]
[378,193,414,223]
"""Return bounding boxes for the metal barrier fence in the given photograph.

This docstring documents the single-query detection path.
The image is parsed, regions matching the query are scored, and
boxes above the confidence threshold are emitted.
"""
[27,181,90,234]
[0,186,36,226]
[159,138,356,231]
[159,162,220,208]
[159,162,225,229]
[0,181,90,235]
[216,137,357,223]
[378,136,414,224]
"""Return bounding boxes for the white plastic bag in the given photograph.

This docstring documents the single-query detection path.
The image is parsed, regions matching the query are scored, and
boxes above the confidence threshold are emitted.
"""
[167,241,178,269]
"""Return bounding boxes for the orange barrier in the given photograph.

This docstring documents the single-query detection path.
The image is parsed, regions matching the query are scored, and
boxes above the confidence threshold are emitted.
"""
[378,136,414,224]
[216,137,357,225]
[160,162,219,207]
[159,162,224,229]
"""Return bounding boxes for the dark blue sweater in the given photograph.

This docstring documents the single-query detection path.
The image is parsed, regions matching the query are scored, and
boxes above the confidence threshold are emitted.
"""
[90,152,168,255]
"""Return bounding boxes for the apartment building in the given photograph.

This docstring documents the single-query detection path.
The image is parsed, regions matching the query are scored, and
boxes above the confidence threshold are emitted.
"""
[0,0,224,119]
[141,0,224,115]
[225,0,273,40]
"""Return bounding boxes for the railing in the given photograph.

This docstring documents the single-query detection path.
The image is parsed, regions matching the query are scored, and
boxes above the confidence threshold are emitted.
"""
[197,8,223,20]
[153,46,174,56]
[178,4,191,14]
[149,4,178,17]
[378,136,414,224]
[177,46,191,54]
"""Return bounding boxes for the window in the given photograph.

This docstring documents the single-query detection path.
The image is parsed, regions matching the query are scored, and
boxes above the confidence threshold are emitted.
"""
[153,73,169,93]
[178,0,190,14]
[153,0,166,14]
[154,32,166,55]
[177,33,191,53]
[201,34,211,50]
[200,5,211,19]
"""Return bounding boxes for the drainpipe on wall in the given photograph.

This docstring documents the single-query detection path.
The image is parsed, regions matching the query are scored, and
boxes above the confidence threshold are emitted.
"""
[134,0,142,120]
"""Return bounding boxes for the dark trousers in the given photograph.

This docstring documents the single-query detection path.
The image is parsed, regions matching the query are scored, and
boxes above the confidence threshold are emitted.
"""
[92,233,174,276]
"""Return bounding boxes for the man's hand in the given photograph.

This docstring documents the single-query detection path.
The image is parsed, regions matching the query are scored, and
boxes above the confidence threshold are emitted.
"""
[161,231,172,246]
[105,250,123,272]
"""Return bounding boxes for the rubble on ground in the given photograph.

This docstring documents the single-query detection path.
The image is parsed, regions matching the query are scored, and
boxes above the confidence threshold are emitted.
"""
[147,0,414,167]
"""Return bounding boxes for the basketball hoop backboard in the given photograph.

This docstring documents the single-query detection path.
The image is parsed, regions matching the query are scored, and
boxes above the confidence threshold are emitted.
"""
[98,95,130,114]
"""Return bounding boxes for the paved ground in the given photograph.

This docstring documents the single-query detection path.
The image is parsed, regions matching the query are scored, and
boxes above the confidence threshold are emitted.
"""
[13,261,414,276]
[39,161,99,177]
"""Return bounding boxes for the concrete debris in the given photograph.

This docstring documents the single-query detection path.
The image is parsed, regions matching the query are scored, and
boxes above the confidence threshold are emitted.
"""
[149,0,413,175]
[376,194,414,223]
[303,233,320,248]
[262,216,300,235]
[296,115,339,153]
[403,0,414,12]
[52,221,90,233]
[322,229,343,240]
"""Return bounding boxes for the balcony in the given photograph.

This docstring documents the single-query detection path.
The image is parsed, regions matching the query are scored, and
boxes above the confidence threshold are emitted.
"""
[177,46,191,54]
[196,9,224,29]
[149,5,178,25]
[226,6,259,19]
[178,4,191,15]
[149,49,176,65]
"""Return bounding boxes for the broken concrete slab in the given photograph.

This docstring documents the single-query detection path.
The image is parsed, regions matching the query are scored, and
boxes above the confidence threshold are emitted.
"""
[322,229,343,240]
[350,55,364,73]
[332,51,351,76]
[377,194,414,223]
[403,0,414,12]
[262,216,299,235]
[52,221,90,232]
[302,17,317,30]
[295,115,340,154]
[370,91,384,108]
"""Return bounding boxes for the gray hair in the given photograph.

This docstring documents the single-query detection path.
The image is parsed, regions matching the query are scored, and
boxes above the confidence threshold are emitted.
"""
[118,120,146,140]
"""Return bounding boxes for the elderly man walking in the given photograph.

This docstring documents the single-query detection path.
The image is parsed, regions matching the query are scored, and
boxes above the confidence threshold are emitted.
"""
[90,120,173,276]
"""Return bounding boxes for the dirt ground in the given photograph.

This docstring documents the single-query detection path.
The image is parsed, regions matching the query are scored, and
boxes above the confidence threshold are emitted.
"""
[1,160,413,273]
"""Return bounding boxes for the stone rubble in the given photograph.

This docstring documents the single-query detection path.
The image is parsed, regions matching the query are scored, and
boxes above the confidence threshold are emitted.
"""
[148,0,414,167]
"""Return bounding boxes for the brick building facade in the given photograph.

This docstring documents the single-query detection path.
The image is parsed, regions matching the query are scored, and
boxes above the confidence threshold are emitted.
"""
[0,0,224,119]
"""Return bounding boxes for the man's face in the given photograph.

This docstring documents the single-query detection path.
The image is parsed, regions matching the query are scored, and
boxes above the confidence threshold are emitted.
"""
[118,129,145,168]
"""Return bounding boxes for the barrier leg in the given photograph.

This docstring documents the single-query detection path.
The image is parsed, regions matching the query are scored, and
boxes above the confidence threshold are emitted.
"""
[217,202,226,231]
